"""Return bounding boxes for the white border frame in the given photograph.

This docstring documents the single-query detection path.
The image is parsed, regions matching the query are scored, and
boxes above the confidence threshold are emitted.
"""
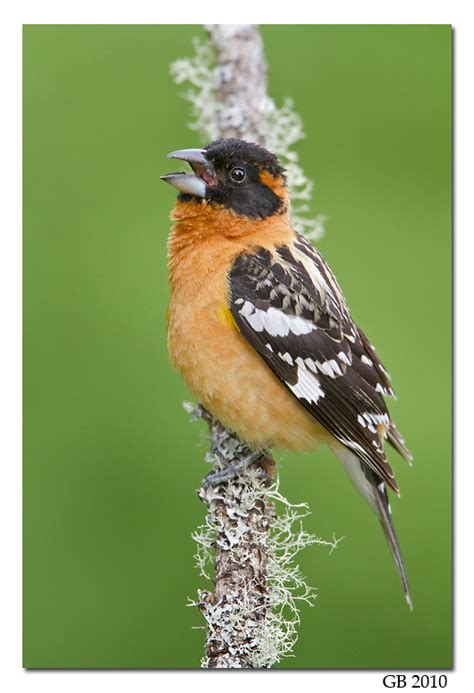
[1,2,470,691]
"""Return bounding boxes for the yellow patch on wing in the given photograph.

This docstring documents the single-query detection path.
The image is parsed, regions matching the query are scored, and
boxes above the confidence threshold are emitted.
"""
[217,304,239,331]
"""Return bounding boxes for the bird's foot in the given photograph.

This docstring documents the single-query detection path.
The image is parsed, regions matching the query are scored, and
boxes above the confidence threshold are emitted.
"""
[202,450,272,489]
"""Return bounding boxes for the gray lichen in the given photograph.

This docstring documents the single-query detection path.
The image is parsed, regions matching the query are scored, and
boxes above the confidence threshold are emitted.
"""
[192,468,341,668]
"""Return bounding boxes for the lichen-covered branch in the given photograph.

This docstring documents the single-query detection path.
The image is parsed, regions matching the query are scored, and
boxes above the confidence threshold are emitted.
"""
[205,25,269,140]
[190,407,277,668]
[186,404,341,668]
[173,25,338,669]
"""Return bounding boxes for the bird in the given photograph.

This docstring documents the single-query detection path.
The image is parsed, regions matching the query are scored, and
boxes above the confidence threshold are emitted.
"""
[161,138,413,608]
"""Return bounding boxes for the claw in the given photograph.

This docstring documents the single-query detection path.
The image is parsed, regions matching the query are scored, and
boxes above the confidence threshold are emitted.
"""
[201,451,267,489]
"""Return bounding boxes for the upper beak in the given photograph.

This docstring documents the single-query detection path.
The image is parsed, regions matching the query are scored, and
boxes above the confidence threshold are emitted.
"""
[160,148,215,197]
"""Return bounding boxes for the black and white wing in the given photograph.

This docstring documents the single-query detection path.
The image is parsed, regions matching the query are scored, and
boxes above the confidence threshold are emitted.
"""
[228,235,411,493]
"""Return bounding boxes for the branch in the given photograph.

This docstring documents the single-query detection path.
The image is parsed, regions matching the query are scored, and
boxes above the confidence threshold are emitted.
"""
[190,405,278,668]
[196,27,277,668]
[172,25,339,669]
[205,25,269,140]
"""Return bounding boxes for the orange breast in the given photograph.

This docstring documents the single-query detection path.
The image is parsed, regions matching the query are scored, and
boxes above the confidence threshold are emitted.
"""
[166,206,331,451]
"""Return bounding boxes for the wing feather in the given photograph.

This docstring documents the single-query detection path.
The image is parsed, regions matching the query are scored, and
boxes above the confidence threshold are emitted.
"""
[229,236,411,491]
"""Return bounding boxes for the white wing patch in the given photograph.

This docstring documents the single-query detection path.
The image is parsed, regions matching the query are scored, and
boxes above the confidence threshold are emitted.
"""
[364,412,390,426]
[338,351,352,366]
[279,351,294,365]
[285,360,325,404]
[239,301,316,337]
[358,412,389,436]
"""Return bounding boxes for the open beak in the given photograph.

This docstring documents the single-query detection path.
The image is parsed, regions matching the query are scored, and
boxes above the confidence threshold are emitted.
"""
[160,148,215,197]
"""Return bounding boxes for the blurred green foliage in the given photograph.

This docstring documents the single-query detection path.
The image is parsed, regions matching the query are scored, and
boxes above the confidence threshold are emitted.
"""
[23,24,451,668]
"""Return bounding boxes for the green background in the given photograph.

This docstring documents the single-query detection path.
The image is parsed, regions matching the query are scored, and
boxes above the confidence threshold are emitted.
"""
[23,25,452,669]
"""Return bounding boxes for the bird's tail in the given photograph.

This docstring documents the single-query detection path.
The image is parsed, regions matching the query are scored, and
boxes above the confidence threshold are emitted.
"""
[329,442,413,609]
[368,469,413,609]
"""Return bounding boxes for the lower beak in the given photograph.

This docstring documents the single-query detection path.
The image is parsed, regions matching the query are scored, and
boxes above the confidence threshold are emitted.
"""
[160,148,215,198]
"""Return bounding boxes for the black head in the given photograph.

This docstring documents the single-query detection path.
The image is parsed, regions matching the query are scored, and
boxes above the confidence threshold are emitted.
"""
[161,139,287,219]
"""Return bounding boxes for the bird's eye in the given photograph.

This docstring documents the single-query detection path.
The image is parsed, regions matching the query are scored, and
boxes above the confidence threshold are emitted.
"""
[229,166,246,184]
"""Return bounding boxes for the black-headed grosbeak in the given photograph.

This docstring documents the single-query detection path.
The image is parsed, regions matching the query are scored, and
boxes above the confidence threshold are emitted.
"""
[161,139,413,607]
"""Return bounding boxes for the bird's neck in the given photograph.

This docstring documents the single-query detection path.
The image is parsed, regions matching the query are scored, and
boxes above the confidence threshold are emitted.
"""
[167,199,294,290]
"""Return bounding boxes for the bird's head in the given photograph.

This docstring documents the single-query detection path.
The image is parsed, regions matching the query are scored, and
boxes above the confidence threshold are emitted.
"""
[161,138,288,221]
